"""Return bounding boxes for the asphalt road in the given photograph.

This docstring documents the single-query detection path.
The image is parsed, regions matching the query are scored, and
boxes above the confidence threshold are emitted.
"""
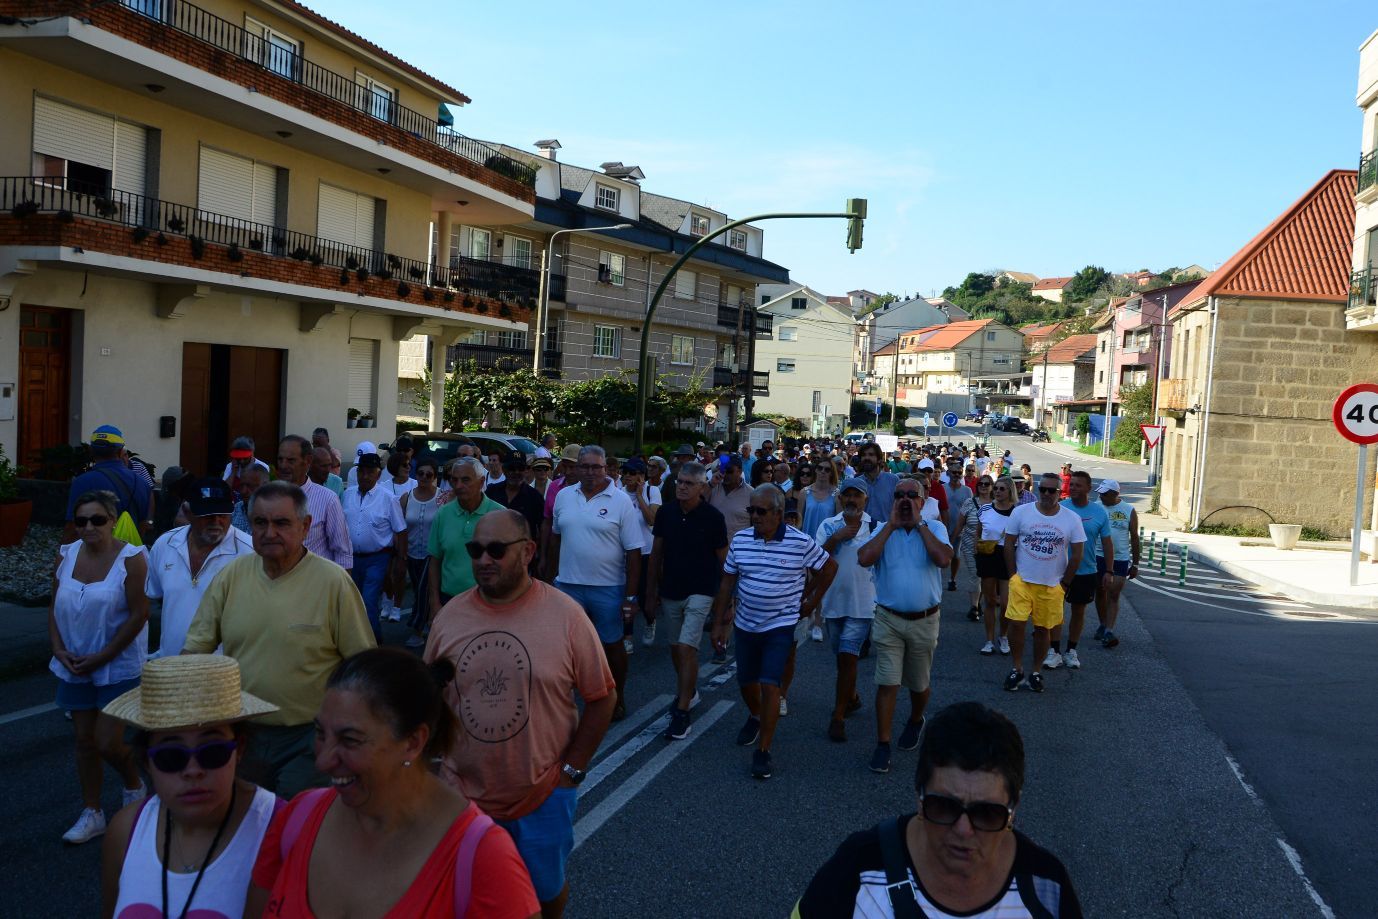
[0,428,1351,917]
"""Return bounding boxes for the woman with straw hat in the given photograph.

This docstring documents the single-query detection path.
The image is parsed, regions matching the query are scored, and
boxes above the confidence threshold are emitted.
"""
[51,489,151,846]
[100,654,280,919]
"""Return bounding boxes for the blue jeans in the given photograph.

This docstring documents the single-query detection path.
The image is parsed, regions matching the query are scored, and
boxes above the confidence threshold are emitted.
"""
[496,785,578,903]
[351,551,391,643]
[826,616,873,657]
[734,624,796,687]
[554,581,624,644]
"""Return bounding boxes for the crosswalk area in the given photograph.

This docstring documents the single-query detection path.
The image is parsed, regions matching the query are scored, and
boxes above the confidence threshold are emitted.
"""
[1129,554,1367,623]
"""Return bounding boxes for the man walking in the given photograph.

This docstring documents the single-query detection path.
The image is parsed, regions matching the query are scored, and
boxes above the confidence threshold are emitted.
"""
[1045,470,1113,671]
[815,478,877,743]
[426,510,614,918]
[856,477,953,773]
[646,461,728,739]
[145,477,253,657]
[856,442,899,523]
[278,434,352,570]
[183,481,374,795]
[65,424,152,543]
[308,445,346,498]
[709,455,752,537]
[428,456,503,616]
[711,484,836,779]
[341,452,407,642]
[943,460,973,591]
[1001,473,1085,693]
[486,452,546,560]
[1094,479,1139,649]
[549,446,643,720]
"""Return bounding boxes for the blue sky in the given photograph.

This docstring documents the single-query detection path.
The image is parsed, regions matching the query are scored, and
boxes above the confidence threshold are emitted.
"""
[335,1,1375,296]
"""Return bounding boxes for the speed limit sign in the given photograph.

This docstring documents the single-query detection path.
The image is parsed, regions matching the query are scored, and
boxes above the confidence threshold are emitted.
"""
[1332,383,1378,445]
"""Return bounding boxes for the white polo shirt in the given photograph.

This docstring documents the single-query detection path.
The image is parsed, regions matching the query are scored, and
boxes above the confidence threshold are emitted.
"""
[552,479,643,586]
[145,524,254,657]
[342,485,406,555]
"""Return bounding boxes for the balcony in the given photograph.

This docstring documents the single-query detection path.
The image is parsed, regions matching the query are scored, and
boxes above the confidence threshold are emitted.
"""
[0,176,537,316]
[3,0,536,207]
[1348,267,1378,331]
[1360,150,1378,202]
[448,343,560,375]
[716,303,773,338]
[1158,378,1192,412]
[548,273,567,302]
[712,366,768,395]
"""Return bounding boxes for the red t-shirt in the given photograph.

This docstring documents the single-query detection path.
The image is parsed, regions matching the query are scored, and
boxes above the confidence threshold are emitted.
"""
[252,789,538,918]
[1060,472,1072,499]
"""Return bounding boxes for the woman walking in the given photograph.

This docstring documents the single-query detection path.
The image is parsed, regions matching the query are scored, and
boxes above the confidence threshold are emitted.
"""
[975,476,1017,657]
[952,476,992,623]
[401,456,442,649]
[51,490,150,845]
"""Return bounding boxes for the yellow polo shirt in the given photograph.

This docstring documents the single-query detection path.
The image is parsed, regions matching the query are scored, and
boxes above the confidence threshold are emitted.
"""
[183,551,375,726]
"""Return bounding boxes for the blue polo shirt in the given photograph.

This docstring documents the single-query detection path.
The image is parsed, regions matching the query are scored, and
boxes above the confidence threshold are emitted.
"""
[862,471,900,523]
[66,460,151,522]
[1060,497,1111,576]
[860,520,951,612]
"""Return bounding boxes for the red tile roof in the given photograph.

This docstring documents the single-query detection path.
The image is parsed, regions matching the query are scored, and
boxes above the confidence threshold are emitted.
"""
[873,341,898,356]
[1040,333,1099,364]
[897,319,997,352]
[1175,169,1357,313]
[279,1,472,104]
[1033,276,1073,290]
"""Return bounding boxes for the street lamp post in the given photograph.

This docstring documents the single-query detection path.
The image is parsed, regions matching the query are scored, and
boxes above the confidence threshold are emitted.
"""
[533,223,632,373]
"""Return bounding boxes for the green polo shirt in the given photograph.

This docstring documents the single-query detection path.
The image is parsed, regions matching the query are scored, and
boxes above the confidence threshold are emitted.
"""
[427,495,503,596]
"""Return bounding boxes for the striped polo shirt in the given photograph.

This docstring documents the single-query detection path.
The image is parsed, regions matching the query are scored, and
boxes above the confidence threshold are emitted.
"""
[724,524,829,633]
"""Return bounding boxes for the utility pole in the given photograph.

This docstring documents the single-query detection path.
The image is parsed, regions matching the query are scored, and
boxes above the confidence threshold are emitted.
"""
[1102,308,1116,457]
[890,336,902,434]
[729,288,746,441]
[1148,293,1169,486]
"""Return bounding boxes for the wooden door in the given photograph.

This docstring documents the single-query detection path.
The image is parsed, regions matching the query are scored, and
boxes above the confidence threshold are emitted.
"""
[18,306,71,474]
[180,342,212,475]
[226,346,282,465]
[180,343,283,477]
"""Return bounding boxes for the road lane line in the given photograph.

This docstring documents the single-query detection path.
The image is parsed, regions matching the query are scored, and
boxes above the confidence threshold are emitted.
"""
[572,700,734,850]
[1225,755,1260,803]
[1128,578,1371,623]
[591,694,673,764]
[0,703,57,726]
[1276,838,1336,919]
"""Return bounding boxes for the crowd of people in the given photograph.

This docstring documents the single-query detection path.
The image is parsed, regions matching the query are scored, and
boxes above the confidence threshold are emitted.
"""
[46,421,1112,917]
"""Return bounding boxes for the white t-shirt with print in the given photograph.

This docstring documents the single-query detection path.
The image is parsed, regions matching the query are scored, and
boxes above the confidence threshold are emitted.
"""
[1005,502,1086,587]
[628,482,662,555]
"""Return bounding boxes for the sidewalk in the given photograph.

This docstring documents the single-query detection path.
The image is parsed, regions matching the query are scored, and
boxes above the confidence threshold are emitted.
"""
[0,600,52,677]
[1137,509,1378,611]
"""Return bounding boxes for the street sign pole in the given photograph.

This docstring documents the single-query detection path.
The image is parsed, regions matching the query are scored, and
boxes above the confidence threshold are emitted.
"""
[1331,383,1378,586]
[1353,444,1368,587]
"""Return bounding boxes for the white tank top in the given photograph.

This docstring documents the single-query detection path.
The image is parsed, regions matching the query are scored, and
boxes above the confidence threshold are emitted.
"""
[114,785,277,919]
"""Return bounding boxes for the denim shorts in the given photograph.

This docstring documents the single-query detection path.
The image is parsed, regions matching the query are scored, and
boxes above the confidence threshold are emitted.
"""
[56,676,140,712]
[1097,556,1131,577]
[826,616,873,657]
[555,581,624,644]
[496,785,578,903]
[734,624,796,687]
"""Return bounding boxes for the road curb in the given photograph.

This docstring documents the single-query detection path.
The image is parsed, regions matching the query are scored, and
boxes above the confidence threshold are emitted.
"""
[1180,544,1378,613]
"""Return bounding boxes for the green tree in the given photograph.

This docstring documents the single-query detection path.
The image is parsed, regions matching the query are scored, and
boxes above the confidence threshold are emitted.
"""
[1107,381,1153,459]
[1065,265,1110,301]
[558,373,638,444]
[856,292,898,316]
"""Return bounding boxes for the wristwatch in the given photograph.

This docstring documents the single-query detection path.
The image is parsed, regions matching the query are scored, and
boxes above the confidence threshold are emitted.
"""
[562,764,587,785]
[624,594,638,603]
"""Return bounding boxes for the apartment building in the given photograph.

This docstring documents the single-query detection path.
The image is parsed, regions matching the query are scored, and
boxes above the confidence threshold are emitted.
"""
[753,285,854,434]
[0,0,537,474]
[887,318,1025,417]
[1028,334,1097,429]
[1089,278,1195,404]
[1348,28,1378,332]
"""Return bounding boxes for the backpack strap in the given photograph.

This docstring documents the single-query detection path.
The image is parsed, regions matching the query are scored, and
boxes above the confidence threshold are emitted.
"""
[279,787,332,862]
[93,465,135,517]
[123,794,154,857]
[453,811,495,918]
[876,817,924,919]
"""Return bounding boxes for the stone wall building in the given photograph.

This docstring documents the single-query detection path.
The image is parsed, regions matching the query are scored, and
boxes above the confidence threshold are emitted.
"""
[1158,169,1378,535]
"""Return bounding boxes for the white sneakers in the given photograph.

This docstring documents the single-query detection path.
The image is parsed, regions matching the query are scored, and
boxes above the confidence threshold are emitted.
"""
[1043,649,1064,670]
[641,620,657,647]
[381,599,404,622]
[998,637,1010,655]
[122,782,147,808]
[623,638,634,655]
[979,640,995,655]
[62,808,106,845]
[1065,649,1081,669]
[810,625,824,643]
[779,698,789,716]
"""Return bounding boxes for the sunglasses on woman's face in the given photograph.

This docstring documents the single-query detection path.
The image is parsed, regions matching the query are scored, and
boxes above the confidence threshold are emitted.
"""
[464,538,528,560]
[73,515,110,528]
[919,790,1013,832]
[148,739,238,773]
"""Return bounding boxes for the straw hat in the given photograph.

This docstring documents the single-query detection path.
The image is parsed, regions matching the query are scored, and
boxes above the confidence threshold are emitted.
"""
[103,656,277,731]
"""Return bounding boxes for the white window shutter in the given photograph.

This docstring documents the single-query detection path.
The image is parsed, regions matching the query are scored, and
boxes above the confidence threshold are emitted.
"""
[251,162,277,225]
[112,121,146,197]
[318,183,373,248]
[198,147,254,220]
[33,97,115,172]
[348,338,378,416]
[675,270,696,300]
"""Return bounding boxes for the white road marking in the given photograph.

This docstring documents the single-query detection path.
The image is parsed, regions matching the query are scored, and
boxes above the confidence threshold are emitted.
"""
[582,711,672,797]
[592,694,674,763]
[1140,578,1308,606]
[1276,838,1336,919]
[573,700,734,850]
[0,702,58,726]
[1129,578,1372,624]
[1225,755,1259,803]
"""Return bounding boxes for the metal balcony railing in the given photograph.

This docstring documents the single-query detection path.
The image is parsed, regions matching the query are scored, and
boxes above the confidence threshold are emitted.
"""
[712,366,767,394]
[111,0,535,187]
[1,177,540,303]
[715,303,773,337]
[1351,267,1376,312]
[1360,150,1378,197]
[712,366,733,388]
[448,343,559,373]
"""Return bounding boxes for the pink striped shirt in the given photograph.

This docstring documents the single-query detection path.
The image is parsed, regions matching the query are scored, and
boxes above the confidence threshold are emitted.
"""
[302,479,352,569]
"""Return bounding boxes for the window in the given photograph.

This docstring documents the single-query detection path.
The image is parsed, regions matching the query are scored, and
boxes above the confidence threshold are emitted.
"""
[495,329,527,350]
[777,359,796,373]
[1097,370,1104,383]
[760,294,770,305]
[595,184,619,211]
[244,17,300,80]
[717,341,736,367]
[671,335,695,366]
[690,213,710,236]
[812,390,822,413]
[123,0,163,18]
[356,74,396,123]
[779,327,798,342]
[469,228,492,261]
[199,147,278,225]
[593,325,622,358]
[1100,340,1106,353]
[32,97,147,197]
[791,297,807,310]
[317,184,377,249]
[599,251,625,286]
[348,338,378,417]
[986,331,996,341]
[675,270,697,300]
[505,236,533,269]
[728,229,747,251]
[993,354,1010,365]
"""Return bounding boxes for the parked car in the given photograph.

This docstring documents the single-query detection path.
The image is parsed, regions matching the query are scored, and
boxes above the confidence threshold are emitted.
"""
[396,431,539,466]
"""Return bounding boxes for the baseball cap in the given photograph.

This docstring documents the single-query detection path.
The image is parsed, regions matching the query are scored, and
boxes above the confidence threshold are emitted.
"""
[355,440,378,457]
[917,458,934,470]
[560,444,583,463]
[356,453,383,470]
[622,458,648,474]
[502,453,527,472]
[839,476,870,496]
[695,441,706,448]
[1096,479,1121,494]
[674,444,695,457]
[91,424,125,446]
[528,455,553,470]
[186,477,234,516]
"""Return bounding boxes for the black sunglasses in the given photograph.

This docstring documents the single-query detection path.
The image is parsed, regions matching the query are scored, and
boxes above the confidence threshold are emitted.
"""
[746,506,775,516]
[74,514,111,528]
[148,739,238,774]
[894,491,921,500]
[919,790,1013,832]
[1038,487,1059,494]
[464,538,528,560]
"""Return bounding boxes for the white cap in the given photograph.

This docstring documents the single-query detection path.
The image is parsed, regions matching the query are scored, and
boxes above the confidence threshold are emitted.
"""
[1096,479,1121,494]
[355,440,378,456]
[917,458,934,470]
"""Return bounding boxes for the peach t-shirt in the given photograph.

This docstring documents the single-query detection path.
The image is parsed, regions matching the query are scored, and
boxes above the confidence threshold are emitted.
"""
[424,580,615,821]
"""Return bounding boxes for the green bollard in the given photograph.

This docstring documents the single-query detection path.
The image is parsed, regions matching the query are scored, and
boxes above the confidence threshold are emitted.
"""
[1148,532,1156,563]
[1160,539,1169,575]
[1178,546,1187,587]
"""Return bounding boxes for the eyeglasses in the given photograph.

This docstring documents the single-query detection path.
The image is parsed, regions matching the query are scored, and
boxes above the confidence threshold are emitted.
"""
[918,790,1013,832]
[576,463,605,471]
[1038,487,1059,494]
[746,506,775,516]
[73,514,111,528]
[675,479,704,488]
[148,739,238,773]
[464,538,529,560]
[894,491,921,500]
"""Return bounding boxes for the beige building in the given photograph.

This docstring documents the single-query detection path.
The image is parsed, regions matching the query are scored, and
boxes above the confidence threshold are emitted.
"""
[753,285,854,434]
[1347,28,1378,332]
[1158,168,1378,535]
[1,0,538,475]
[1031,276,1073,303]
[889,318,1025,416]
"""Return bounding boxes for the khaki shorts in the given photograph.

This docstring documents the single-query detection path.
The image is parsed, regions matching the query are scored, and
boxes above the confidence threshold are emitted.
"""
[660,594,713,648]
[1006,574,1065,630]
[871,606,940,693]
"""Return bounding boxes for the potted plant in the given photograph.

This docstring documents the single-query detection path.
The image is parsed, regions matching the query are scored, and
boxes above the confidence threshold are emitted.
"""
[1268,523,1303,550]
[358,413,375,429]
[0,445,32,548]
[347,407,361,429]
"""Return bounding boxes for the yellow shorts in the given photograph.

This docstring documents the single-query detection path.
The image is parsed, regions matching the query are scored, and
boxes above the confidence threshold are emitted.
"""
[1006,575,1065,629]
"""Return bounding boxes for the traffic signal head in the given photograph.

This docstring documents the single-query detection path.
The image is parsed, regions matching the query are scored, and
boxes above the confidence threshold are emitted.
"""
[846,198,867,253]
